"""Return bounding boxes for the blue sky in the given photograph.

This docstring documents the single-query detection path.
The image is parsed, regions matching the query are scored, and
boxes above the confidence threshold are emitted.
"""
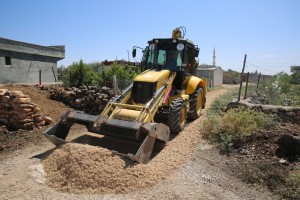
[1,0,299,75]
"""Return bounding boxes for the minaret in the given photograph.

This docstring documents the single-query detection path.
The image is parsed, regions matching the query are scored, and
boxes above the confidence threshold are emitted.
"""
[213,47,216,66]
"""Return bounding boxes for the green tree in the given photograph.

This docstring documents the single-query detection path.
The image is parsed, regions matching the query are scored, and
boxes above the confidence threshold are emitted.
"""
[104,62,138,89]
[274,72,291,94]
[57,65,67,81]
[87,62,103,73]
[62,60,103,87]
[291,73,300,84]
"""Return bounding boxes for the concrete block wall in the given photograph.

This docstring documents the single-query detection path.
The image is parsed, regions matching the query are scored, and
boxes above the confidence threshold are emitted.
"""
[0,50,58,84]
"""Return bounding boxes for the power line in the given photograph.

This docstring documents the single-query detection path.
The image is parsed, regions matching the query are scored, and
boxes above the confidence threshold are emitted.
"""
[247,60,294,66]
[246,62,272,72]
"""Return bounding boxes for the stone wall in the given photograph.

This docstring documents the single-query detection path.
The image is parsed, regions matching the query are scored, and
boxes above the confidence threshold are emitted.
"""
[0,89,53,130]
[226,98,300,124]
[48,86,114,115]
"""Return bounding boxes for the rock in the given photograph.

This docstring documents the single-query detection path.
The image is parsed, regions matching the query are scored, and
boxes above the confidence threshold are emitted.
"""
[277,134,300,154]
[33,107,41,113]
[19,122,35,130]
[19,118,34,124]
[11,90,29,98]
[18,97,31,104]
[0,89,8,96]
[75,99,81,105]
[19,108,33,113]
[36,120,46,126]
[43,116,55,124]
[279,158,288,164]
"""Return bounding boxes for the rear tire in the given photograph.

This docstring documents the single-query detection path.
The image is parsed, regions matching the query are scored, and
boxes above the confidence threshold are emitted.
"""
[168,98,187,134]
[188,87,203,120]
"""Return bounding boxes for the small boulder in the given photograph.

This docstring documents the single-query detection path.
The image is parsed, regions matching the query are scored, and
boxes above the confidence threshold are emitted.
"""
[0,89,8,96]
[43,116,55,124]
[277,134,300,154]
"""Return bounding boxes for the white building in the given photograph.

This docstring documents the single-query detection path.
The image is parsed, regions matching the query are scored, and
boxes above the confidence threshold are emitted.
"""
[196,66,223,88]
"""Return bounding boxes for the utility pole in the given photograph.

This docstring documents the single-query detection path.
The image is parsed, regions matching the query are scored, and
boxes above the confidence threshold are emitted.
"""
[256,72,261,89]
[244,72,250,99]
[238,54,247,101]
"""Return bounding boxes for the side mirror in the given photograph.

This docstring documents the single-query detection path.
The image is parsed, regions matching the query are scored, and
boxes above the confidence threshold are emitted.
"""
[132,48,136,58]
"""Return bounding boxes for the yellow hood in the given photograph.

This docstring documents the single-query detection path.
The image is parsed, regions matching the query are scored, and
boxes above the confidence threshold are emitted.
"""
[134,70,171,89]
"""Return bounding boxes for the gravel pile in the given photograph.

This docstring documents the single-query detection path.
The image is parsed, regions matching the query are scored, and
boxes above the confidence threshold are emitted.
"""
[43,119,202,194]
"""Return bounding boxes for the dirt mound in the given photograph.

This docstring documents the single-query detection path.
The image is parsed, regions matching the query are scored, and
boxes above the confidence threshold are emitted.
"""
[228,123,300,199]
[232,123,300,163]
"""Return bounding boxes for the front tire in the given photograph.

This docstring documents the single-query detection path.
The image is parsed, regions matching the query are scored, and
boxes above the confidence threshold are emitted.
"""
[168,98,187,134]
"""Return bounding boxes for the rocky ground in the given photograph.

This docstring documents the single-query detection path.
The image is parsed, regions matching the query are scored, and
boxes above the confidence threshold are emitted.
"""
[0,84,285,199]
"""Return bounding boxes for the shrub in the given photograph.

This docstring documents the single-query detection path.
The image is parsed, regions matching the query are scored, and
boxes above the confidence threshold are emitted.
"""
[280,166,300,199]
[207,89,238,116]
[203,107,275,153]
[257,72,300,106]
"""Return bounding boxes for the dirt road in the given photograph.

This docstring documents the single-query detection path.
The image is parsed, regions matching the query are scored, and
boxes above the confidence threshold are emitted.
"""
[0,86,276,200]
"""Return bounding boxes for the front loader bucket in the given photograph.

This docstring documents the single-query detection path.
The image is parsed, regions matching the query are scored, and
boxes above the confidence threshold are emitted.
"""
[43,110,170,164]
[43,122,69,146]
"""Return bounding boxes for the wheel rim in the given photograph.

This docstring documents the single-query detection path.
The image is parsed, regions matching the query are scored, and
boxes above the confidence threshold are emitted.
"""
[196,93,202,115]
[180,105,186,126]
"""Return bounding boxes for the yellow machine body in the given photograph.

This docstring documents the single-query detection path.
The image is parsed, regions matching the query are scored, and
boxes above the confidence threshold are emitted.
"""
[43,27,207,164]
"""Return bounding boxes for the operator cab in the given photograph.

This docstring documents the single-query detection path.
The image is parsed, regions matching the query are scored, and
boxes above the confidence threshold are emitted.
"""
[142,39,199,71]
[141,38,199,90]
[145,39,183,72]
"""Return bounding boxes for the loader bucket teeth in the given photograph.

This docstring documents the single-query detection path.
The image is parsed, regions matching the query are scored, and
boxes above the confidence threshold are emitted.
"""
[129,123,169,163]
[128,136,156,164]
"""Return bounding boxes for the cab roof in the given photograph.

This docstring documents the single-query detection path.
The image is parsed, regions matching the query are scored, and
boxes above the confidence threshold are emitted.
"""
[148,38,195,46]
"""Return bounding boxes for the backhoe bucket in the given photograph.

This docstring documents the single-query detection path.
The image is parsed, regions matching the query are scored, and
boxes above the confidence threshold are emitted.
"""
[43,111,170,164]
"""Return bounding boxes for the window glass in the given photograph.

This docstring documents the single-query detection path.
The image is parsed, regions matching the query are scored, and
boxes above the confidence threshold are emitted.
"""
[146,49,155,69]
[145,41,184,71]
[163,50,182,71]
[5,56,11,65]
[157,50,166,65]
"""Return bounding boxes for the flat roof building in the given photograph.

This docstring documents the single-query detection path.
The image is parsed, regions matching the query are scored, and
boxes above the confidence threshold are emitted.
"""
[196,65,223,88]
[0,37,65,84]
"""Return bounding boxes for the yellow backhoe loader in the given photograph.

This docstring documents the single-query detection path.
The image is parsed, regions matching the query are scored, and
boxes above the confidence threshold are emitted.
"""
[44,27,207,164]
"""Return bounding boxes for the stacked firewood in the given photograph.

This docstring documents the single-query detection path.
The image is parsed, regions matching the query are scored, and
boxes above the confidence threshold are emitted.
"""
[48,86,114,115]
[0,89,54,130]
